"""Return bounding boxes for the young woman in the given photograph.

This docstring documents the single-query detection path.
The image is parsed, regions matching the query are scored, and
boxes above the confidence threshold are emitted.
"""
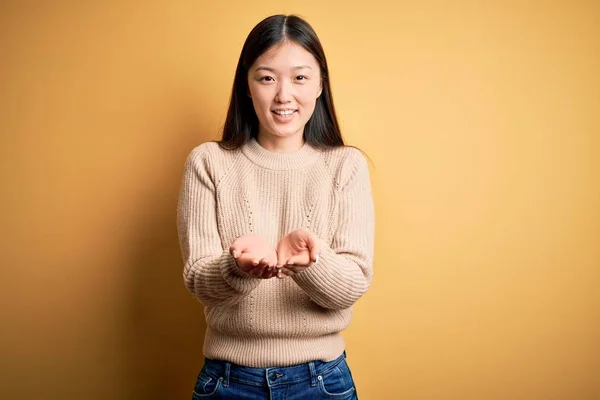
[177,14,375,400]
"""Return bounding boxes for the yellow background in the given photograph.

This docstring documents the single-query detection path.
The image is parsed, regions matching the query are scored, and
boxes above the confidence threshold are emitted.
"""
[2,1,599,399]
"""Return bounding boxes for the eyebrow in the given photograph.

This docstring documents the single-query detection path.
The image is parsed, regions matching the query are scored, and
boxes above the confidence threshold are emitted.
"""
[254,65,313,72]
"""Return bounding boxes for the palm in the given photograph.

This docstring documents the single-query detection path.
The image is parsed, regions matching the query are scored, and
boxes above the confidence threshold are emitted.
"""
[230,234,277,278]
[233,235,274,258]
[276,229,319,268]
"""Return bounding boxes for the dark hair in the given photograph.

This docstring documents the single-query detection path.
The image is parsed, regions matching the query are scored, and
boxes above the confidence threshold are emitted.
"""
[220,14,344,150]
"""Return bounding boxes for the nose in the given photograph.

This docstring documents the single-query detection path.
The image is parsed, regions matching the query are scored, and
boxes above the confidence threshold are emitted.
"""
[274,80,293,104]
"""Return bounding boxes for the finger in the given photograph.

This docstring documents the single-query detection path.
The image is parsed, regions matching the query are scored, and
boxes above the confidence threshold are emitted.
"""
[265,266,278,279]
[310,249,319,264]
[262,263,274,274]
[269,256,278,268]
[277,269,288,279]
[229,238,244,258]
[276,253,288,268]
[306,235,320,263]
[249,265,265,278]
[259,266,270,279]
[237,254,257,272]
[239,261,255,274]
[233,254,249,271]
[286,255,309,266]
[284,264,309,275]
[229,245,239,259]
[269,267,277,279]
[257,262,269,279]
[229,244,250,259]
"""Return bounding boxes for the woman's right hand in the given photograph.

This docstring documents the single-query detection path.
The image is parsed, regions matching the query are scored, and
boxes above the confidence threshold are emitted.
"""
[229,234,278,279]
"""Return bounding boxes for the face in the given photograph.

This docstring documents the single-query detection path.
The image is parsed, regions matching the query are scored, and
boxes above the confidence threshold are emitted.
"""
[247,41,322,142]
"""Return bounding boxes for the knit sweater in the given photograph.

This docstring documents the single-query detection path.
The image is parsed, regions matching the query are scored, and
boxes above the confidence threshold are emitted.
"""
[176,137,375,368]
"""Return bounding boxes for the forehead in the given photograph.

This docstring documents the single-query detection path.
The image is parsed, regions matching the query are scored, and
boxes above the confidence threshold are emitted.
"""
[252,41,319,70]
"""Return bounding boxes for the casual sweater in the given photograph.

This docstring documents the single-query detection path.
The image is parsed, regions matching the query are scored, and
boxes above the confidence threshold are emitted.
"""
[176,137,375,368]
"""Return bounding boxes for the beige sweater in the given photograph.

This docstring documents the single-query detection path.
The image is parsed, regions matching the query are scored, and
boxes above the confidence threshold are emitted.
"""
[177,138,375,367]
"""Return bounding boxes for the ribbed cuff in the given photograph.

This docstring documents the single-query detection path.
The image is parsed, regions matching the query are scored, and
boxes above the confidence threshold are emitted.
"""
[220,251,261,294]
[292,243,366,310]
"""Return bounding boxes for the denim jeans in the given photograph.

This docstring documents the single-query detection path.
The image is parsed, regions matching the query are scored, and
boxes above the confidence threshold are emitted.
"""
[191,352,358,399]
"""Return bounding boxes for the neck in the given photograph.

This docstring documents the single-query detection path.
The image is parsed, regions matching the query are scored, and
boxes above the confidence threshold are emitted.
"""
[241,136,320,171]
[257,131,304,153]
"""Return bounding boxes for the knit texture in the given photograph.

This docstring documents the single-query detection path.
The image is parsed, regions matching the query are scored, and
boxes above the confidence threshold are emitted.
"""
[177,138,375,367]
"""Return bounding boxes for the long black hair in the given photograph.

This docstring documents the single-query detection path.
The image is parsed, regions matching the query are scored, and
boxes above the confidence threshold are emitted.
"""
[220,14,344,150]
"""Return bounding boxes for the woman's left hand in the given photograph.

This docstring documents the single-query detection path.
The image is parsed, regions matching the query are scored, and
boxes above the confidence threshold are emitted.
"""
[276,229,320,278]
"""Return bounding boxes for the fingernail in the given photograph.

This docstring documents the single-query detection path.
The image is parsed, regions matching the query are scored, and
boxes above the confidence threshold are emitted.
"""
[287,261,294,265]
[252,260,259,266]
[315,254,319,264]
[232,250,238,258]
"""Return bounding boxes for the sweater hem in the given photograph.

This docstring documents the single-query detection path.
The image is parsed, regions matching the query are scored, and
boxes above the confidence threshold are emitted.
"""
[202,327,346,368]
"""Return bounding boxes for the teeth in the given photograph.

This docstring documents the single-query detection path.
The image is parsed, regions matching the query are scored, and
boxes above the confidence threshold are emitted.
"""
[274,110,295,116]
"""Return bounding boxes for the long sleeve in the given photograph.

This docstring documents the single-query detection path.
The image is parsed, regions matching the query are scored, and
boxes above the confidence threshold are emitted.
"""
[177,147,260,307]
[292,150,375,310]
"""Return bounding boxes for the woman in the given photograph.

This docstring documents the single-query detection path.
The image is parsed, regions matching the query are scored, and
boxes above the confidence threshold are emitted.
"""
[177,14,375,400]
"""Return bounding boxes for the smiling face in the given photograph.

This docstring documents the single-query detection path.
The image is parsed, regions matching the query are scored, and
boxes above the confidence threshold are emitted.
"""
[247,41,323,143]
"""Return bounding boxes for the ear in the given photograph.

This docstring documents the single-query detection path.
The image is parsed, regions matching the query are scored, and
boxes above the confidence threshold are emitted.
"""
[317,85,323,98]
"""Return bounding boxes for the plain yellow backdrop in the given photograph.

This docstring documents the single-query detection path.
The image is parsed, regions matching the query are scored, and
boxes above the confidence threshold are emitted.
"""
[1,1,599,399]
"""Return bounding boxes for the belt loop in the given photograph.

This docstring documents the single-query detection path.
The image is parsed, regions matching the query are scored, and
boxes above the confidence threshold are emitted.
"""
[223,362,231,387]
[308,361,317,387]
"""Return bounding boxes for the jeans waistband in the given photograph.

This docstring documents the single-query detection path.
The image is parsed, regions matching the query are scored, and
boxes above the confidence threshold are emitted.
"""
[203,351,347,388]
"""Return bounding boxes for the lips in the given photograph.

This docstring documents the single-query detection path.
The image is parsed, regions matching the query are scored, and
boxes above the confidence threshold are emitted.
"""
[271,109,297,123]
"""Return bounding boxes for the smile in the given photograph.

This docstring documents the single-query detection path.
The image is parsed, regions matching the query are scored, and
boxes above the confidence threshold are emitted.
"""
[272,109,297,116]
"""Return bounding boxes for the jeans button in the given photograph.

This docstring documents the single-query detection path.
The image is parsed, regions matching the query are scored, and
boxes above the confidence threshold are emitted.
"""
[268,372,284,381]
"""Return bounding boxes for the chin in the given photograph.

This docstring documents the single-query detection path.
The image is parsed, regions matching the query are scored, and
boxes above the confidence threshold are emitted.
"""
[267,126,303,138]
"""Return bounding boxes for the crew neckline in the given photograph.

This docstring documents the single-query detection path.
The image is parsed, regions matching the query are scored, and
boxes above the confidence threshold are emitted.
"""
[241,137,321,170]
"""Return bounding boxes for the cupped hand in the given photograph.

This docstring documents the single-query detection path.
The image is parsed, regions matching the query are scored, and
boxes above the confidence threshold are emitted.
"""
[276,229,320,278]
[229,234,278,279]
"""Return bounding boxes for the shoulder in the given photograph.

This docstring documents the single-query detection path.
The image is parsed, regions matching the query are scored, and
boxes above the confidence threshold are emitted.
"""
[184,141,241,181]
[187,141,234,162]
[320,146,370,189]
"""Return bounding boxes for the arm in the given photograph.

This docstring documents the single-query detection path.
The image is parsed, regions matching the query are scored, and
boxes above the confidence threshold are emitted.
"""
[177,147,261,307]
[292,150,375,310]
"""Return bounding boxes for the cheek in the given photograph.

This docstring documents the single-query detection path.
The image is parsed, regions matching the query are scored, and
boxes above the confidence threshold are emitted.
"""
[298,93,319,113]
[249,90,273,111]
[299,85,321,107]
[249,94,269,115]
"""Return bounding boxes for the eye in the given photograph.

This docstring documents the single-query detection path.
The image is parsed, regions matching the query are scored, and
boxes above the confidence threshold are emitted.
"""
[296,75,308,81]
[259,76,274,82]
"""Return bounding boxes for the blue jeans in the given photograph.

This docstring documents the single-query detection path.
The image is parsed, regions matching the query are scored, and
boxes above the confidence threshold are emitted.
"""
[192,352,358,399]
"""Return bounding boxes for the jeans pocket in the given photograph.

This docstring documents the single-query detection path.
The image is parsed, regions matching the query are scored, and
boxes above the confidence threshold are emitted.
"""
[317,360,356,399]
[192,366,222,399]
